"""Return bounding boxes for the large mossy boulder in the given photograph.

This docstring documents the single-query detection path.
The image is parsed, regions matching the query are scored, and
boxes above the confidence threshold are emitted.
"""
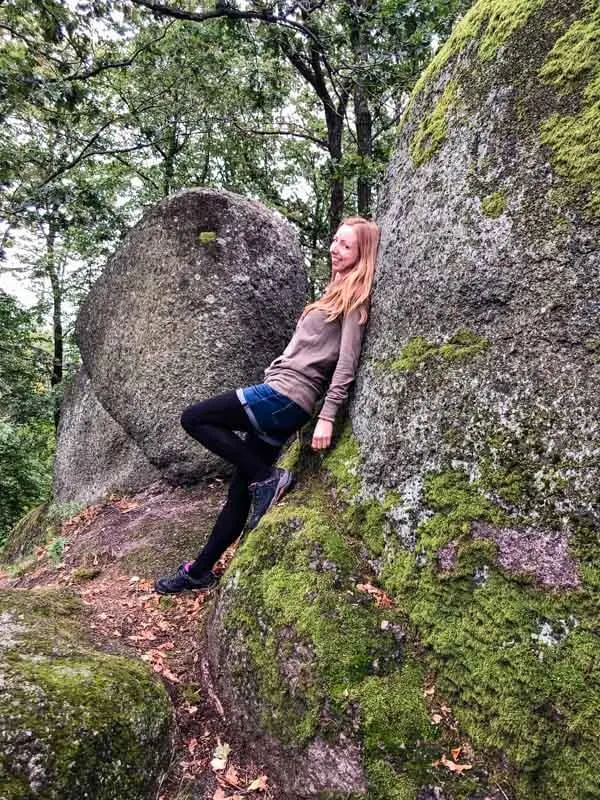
[347,0,599,796]
[205,468,447,799]
[206,2,600,798]
[65,188,306,492]
[0,589,172,799]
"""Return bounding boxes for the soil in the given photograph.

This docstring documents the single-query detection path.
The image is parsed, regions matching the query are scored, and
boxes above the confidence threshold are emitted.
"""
[0,480,281,800]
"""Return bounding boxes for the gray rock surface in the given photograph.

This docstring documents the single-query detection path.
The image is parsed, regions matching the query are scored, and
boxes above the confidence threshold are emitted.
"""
[54,368,160,505]
[75,188,306,484]
[353,0,600,535]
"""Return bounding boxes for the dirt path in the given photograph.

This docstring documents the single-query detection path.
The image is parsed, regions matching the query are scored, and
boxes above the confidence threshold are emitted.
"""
[0,482,280,800]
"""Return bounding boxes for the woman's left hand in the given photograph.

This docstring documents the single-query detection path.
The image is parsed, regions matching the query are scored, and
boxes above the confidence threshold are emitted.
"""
[311,418,333,450]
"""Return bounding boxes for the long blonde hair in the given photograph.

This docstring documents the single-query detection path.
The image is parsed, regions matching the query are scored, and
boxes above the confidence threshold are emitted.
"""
[303,216,380,324]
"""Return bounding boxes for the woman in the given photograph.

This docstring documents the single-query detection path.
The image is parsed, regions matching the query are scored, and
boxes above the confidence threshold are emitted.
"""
[155,216,380,594]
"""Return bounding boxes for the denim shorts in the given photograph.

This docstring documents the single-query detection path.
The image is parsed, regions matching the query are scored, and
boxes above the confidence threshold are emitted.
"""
[236,384,311,446]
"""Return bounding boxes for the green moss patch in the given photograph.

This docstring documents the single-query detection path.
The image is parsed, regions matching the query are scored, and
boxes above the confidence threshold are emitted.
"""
[322,422,362,501]
[222,482,450,793]
[539,3,600,216]
[388,330,489,372]
[221,413,599,798]
[480,190,507,217]
[1,503,50,563]
[221,454,508,797]
[409,0,548,114]
[409,80,458,167]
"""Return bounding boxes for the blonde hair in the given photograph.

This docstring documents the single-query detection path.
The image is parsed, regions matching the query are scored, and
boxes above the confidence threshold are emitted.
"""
[303,216,380,324]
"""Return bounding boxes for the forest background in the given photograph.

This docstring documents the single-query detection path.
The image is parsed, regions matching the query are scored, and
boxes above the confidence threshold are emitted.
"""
[0,0,470,544]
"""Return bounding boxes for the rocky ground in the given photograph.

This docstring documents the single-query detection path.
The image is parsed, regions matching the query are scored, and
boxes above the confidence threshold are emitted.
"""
[0,481,280,800]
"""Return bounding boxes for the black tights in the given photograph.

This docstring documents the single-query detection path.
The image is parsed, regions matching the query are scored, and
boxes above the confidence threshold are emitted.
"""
[180,391,281,577]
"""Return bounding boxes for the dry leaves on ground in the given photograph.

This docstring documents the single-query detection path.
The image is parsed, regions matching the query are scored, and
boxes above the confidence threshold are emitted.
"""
[432,753,473,774]
[356,582,394,608]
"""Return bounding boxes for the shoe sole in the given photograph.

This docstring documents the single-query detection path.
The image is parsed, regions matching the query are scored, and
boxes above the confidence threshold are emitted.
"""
[270,470,295,510]
[154,578,218,595]
[246,471,296,531]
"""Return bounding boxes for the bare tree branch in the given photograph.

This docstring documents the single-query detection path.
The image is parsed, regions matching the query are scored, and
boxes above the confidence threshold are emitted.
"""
[227,118,328,148]
[129,0,322,44]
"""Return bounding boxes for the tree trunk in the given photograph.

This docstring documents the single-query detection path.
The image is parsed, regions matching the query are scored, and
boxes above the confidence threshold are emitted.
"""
[351,0,373,216]
[46,222,62,431]
[354,86,372,215]
[325,103,345,237]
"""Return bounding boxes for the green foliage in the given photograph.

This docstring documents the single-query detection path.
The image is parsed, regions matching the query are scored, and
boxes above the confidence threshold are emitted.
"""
[0,292,51,422]
[0,420,53,547]
[47,535,68,565]
[0,293,53,546]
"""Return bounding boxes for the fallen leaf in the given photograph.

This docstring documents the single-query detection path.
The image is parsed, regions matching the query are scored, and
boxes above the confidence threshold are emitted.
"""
[211,740,231,772]
[423,686,435,697]
[113,498,140,512]
[161,667,181,683]
[224,766,240,786]
[440,753,472,774]
[451,746,462,760]
[247,774,268,792]
[187,738,198,755]
[212,790,227,800]
[356,582,393,608]
[431,713,443,724]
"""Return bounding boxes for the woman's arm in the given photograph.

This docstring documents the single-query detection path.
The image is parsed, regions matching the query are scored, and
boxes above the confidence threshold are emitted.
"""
[311,308,366,450]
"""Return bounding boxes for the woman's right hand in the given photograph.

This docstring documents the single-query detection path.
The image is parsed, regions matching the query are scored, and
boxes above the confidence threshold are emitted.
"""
[311,418,333,450]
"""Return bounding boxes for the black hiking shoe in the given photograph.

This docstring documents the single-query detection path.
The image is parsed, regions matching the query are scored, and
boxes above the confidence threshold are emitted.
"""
[246,468,295,531]
[154,562,218,595]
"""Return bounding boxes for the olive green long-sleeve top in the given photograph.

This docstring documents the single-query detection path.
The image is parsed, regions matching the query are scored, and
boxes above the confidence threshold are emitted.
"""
[264,306,366,423]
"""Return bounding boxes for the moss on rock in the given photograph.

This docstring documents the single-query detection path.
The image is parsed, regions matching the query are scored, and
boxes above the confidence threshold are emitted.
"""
[211,444,513,797]
[409,0,548,112]
[388,330,489,372]
[0,588,172,799]
[538,2,600,216]
[409,80,458,167]
[215,479,452,795]
[381,469,600,800]
[1,504,51,564]
[480,190,507,217]
[215,418,600,798]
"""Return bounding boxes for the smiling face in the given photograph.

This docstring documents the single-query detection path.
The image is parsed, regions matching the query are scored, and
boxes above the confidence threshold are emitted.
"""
[330,224,360,279]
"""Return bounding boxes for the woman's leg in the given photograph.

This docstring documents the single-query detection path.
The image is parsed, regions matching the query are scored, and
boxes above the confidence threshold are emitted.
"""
[181,390,273,482]
[187,432,281,577]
